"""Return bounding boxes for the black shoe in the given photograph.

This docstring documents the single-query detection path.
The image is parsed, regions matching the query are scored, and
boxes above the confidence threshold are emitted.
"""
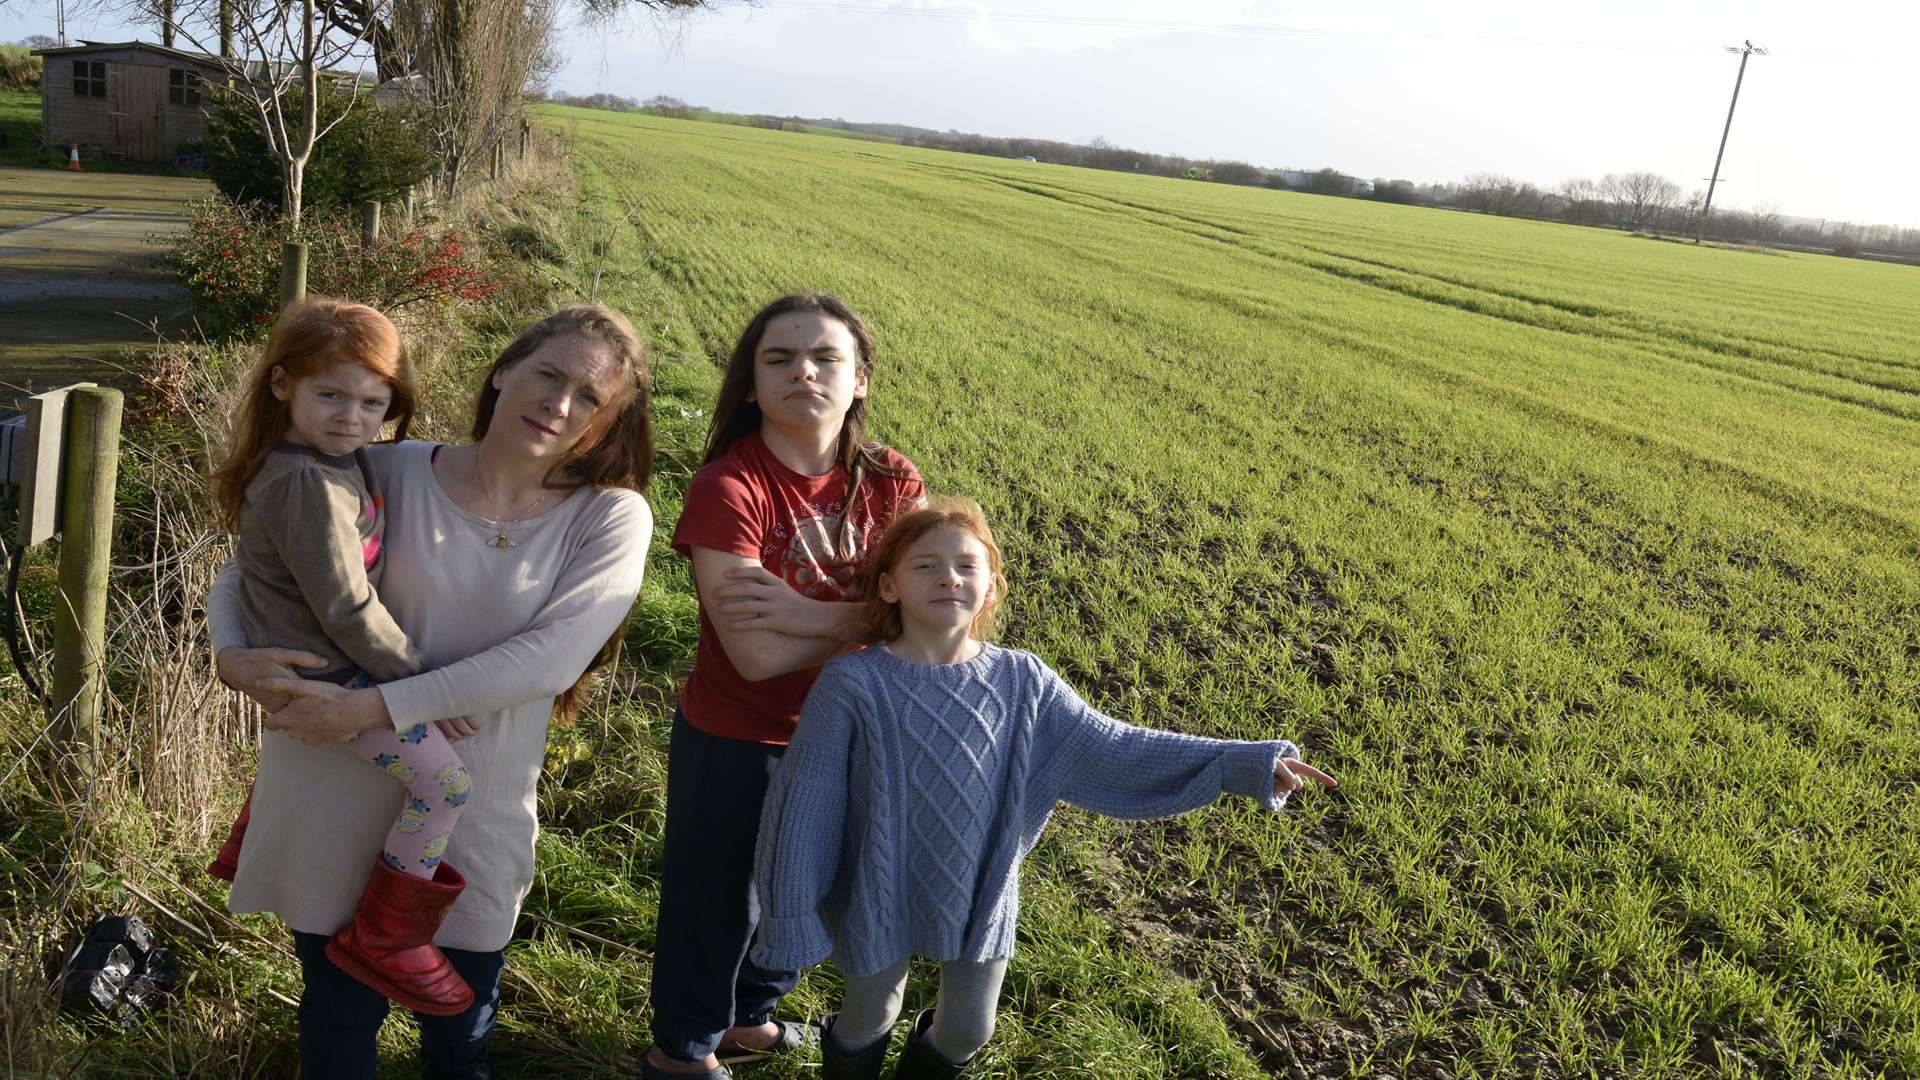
[891,1010,971,1080]
[821,1012,890,1080]
[717,1017,820,1060]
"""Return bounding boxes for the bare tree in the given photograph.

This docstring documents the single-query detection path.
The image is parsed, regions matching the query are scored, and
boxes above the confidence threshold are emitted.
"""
[1750,201,1784,242]
[1557,178,1607,226]
[1599,171,1682,231]
[382,0,557,196]
[1459,173,1543,218]
[163,0,383,224]
[1678,188,1706,235]
[642,94,692,119]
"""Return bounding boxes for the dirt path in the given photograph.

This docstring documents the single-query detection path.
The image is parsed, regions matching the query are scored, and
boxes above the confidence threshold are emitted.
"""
[0,166,211,408]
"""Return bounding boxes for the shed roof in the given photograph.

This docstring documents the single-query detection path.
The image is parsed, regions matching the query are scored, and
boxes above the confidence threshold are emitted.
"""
[30,40,227,70]
[31,40,383,86]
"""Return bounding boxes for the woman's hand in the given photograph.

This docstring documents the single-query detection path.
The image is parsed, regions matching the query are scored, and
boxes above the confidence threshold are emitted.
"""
[1275,758,1338,799]
[259,680,392,747]
[712,564,851,638]
[436,716,480,742]
[216,646,330,711]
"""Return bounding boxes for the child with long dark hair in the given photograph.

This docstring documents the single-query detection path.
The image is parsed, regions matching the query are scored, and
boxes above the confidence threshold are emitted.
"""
[207,296,476,1016]
[644,293,926,1079]
[752,497,1336,1078]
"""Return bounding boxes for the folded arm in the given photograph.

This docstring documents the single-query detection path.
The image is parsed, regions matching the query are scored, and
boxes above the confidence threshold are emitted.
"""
[690,547,852,682]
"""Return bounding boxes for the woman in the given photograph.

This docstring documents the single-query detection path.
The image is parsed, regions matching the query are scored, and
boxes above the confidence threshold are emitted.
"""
[207,305,654,1079]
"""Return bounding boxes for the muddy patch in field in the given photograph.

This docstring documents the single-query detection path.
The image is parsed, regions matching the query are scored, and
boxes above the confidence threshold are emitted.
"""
[1067,819,1572,1080]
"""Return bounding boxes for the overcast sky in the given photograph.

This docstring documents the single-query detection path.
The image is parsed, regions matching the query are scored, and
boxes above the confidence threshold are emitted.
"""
[9,0,1915,225]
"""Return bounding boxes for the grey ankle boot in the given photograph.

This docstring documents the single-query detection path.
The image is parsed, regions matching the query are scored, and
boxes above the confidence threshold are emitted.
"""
[822,1013,890,1080]
[890,1010,971,1080]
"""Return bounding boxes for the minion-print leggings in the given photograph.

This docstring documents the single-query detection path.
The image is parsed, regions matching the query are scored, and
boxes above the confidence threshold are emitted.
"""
[345,720,470,880]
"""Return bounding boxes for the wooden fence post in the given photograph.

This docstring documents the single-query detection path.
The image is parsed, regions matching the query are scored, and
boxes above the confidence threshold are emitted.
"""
[360,200,381,246]
[491,141,504,181]
[280,241,307,308]
[49,387,123,761]
[520,120,530,163]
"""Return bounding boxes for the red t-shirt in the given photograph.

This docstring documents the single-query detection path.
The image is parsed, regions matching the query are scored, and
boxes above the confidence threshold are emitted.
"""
[672,432,926,745]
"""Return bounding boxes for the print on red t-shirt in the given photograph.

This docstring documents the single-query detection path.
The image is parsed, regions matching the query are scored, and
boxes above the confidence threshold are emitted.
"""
[672,433,926,745]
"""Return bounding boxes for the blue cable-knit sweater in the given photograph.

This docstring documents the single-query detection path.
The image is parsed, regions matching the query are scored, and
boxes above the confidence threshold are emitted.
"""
[751,643,1300,978]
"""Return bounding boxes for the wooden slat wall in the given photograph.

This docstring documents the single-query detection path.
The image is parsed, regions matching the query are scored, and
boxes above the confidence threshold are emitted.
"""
[41,48,218,161]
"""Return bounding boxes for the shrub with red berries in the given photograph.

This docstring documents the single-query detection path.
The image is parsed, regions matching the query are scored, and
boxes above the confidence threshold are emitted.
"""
[172,196,502,340]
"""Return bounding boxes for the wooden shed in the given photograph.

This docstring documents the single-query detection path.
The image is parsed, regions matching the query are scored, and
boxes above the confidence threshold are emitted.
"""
[31,41,223,162]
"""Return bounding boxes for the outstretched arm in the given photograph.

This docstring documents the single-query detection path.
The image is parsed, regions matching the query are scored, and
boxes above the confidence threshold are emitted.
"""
[1036,663,1327,816]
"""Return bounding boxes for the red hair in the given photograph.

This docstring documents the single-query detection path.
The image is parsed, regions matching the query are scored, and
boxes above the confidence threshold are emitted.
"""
[211,297,415,531]
[850,495,1008,647]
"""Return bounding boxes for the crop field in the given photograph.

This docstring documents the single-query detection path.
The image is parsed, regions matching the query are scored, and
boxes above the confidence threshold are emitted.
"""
[534,104,1920,1080]
[7,101,1912,1079]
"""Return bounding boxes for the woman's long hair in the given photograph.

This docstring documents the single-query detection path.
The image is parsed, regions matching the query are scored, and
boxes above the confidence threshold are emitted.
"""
[704,292,908,556]
[211,297,415,532]
[472,305,655,724]
[850,495,1008,647]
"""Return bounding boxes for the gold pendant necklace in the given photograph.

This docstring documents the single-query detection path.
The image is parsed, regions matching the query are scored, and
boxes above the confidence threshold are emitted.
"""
[475,453,548,550]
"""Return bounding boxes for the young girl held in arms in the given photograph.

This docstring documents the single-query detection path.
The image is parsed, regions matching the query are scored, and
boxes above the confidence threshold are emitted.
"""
[206,297,478,1016]
[752,497,1337,1078]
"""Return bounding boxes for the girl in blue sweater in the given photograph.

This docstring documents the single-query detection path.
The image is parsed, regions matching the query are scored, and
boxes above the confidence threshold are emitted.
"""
[752,496,1336,1078]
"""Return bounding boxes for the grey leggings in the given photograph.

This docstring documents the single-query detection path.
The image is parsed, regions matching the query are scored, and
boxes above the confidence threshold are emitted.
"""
[830,957,1009,1064]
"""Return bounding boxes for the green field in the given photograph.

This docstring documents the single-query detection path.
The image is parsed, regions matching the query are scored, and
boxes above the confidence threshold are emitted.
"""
[537,104,1920,1078]
[6,103,1914,1079]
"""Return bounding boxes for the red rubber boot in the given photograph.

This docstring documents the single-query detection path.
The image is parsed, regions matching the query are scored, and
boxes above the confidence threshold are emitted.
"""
[324,858,474,1016]
[206,788,254,882]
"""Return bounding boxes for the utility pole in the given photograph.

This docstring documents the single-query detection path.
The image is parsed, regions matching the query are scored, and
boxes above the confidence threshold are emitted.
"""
[1698,39,1766,244]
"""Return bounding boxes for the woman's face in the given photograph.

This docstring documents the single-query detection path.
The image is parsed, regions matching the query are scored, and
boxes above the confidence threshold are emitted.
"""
[487,333,623,461]
[749,311,868,436]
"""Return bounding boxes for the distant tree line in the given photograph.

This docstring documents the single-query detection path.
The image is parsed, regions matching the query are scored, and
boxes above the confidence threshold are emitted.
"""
[1441,171,1920,257]
[538,90,1920,261]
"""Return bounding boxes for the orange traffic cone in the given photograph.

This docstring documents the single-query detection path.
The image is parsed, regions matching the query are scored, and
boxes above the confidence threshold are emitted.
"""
[66,144,82,171]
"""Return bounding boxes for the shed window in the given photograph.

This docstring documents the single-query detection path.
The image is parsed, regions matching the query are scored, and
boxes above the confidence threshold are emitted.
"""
[72,60,106,98]
[168,69,202,106]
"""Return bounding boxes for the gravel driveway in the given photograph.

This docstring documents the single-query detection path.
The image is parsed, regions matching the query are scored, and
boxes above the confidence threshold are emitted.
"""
[0,166,210,408]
